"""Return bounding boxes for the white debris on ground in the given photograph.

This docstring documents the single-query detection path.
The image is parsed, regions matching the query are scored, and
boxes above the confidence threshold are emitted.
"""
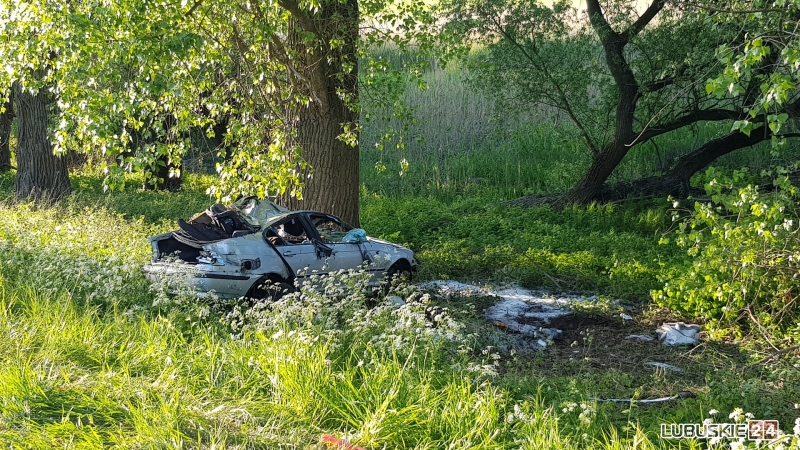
[625,334,656,343]
[420,281,599,351]
[657,322,701,346]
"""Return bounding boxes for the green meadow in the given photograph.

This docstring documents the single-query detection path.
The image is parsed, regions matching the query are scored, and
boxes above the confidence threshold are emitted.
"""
[1,53,799,449]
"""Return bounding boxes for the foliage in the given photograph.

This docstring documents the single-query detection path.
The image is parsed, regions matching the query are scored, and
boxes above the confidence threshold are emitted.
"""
[705,0,800,137]
[0,0,435,205]
[436,0,800,202]
[362,194,677,298]
[654,166,800,331]
[358,51,800,201]
[0,173,799,447]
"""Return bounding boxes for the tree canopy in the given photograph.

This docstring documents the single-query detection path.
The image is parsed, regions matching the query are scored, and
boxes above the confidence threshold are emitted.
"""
[441,0,800,204]
[0,0,432,224]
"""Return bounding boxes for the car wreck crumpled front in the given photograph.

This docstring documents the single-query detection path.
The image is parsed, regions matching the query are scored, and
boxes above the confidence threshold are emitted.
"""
[143,197,418,299]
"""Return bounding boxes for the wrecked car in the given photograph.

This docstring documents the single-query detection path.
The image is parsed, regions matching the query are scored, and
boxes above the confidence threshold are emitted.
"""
[143,196,418,299]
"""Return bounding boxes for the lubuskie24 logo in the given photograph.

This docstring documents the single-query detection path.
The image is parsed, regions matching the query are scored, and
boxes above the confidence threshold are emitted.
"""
[660,420,780,441]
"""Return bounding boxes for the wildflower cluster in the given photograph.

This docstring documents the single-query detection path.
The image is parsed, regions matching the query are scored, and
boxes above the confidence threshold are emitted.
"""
[217,268,469,366]
[561,401,596,426]
[0,202,152,306]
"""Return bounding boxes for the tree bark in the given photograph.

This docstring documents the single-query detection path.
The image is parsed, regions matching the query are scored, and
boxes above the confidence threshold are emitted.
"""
[280,0,360,226]
[596,125,773,201]
[12,81,71,202]
[0,90,13,170]
[564,0,669,204]
[283,104,360,226]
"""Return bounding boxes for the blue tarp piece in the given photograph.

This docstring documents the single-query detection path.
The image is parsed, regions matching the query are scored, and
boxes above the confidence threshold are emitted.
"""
[342,228,367,244]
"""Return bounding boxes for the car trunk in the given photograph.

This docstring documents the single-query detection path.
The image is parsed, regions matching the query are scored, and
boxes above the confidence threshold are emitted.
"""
[149,232,203,263]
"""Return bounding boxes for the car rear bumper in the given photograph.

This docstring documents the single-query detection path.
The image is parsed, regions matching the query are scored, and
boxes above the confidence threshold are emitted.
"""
[143,262,255,299]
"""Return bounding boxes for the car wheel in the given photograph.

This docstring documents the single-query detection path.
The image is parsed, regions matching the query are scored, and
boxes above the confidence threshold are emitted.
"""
[248,277,295,302]
[383,261,413,293]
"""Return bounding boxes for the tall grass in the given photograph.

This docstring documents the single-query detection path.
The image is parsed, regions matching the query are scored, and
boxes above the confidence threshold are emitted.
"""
[359,50,800,201]
[1,175,798,448]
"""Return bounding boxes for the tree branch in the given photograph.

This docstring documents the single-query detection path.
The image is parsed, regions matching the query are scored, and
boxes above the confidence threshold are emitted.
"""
[586,0,620,45]
[634,108,748,144]
[277,0,317,34]
[185,0,203,18]
[488,14,598,154]
[620,0,667,42]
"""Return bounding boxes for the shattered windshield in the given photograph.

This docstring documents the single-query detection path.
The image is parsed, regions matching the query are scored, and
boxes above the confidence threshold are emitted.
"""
[232,197,291,228]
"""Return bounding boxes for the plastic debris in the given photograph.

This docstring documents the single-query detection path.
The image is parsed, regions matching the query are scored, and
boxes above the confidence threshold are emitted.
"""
[656,322,701,346]
[625,334,656,342]
[321,434,365,450]
[386,296,405,307]
[645,361,685,373]
[342,228,367,244]
[620,313,633,321]
[593,390,695,404]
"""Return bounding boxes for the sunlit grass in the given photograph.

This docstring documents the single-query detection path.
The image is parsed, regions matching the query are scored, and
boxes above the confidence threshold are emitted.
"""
[0,176,798,448]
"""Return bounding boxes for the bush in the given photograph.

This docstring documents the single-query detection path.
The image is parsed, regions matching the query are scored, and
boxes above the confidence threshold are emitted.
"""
[654,167,800,331]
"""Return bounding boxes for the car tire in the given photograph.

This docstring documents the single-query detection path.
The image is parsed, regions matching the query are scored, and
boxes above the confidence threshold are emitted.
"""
[383,260,413,293]
[247,277,295,302]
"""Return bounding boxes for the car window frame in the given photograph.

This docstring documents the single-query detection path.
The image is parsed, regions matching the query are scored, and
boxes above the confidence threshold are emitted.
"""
[263,213,314,246]
[304,213,353,244]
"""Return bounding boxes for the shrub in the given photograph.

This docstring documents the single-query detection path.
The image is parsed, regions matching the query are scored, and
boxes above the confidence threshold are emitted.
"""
[654,167,800,331]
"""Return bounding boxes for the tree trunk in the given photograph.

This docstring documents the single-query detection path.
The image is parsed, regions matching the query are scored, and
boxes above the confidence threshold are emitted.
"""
[280,0,360,226]
[0,91,13,170]
[12,81,71,201]
[596,125,772,201]
[565,1,649,205]
[283,105,360,226]
[566,142,629,203]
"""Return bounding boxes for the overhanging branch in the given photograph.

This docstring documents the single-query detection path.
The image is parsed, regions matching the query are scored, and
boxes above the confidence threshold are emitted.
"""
[620,0,667,42]
[633,109,749,144]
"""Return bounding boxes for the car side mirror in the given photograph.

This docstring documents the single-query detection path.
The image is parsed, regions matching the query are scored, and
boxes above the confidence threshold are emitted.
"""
[313,239,333,259]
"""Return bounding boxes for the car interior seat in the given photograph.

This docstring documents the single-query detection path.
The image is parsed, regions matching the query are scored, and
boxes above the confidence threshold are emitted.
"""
[283,219,304,237]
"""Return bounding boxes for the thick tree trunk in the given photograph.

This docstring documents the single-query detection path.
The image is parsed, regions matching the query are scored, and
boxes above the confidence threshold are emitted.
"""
[565,1,650,205]
[281,0,360,226]
[0,91,13,170]
[283,105,360,226]
[566,142,629,203]
[596,125,772,201]
[12,82,71,201]
[507,124,779,207]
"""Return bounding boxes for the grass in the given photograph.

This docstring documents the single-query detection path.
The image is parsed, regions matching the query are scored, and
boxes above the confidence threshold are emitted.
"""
[2,49,800,448]
[0,169,799,449]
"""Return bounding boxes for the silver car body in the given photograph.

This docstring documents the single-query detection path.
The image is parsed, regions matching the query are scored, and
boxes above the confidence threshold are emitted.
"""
[143,199,417,298]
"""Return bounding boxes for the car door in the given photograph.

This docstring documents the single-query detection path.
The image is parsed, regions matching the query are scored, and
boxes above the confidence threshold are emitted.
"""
[305,213,365,273]
[267,215,327,280]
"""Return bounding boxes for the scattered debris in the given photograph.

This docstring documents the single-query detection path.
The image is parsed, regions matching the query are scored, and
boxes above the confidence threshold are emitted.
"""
[593,390,696,404]
[620,313,633,321]
[625,334,656,343]
[386,296,405,307]
[657,322,701,346]
[422,281,597,351]
[645,361,685,373]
